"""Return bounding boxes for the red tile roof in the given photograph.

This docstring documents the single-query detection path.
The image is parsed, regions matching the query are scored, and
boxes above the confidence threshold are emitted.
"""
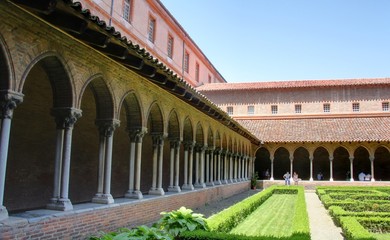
[196,78,390,91]
[237,117,390,143]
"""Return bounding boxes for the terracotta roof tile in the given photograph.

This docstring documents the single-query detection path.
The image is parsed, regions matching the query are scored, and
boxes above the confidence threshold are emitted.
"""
[237,117,390,143]
[197,78,390,91]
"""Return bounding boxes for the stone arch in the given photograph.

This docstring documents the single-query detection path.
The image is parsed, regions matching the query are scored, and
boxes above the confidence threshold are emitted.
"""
[255,147,271,180]
[111,91,144,198]
[70,74,116,204]
[147,102,164,134]
[167,110,180,140]
[183,117,194,142]
[221,133,227,151]
[78,74,115,120]
[374,146,390,181]
[207,127,214,148]
[313,146,330,180]
[119,91,144,130]
[293,147,310,180]
[333,146,350,181]
[195,122,204,145]
[0,34,13,90]
[5,53,75,212]
[215,130,221,149]
[353,146,370,180]
[20,52,75,108]
[273,147,290,180]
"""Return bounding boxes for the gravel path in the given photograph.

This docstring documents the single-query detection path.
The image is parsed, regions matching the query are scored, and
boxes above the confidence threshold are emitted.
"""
[194,189,345,239]
[305,190,344,240]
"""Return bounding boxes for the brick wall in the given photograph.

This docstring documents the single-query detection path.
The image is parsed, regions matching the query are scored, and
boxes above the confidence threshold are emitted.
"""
[0,182,250,240]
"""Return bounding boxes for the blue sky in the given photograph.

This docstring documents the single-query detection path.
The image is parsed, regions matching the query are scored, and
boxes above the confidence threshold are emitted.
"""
[160,0,390,83]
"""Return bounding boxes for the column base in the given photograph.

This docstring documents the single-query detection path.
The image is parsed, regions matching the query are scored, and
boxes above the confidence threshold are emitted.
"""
[206,181,215,186]
[371,178,376,182]
[125,190,143,199]
[329,178,334,181]
[47,198,73,211]
[194,183,206,188]
[350,178,355,182]
[0,206,8,221]
[92,194,114,204]
[270,177,274,181]
[149,188,165,195]
[214,180,222,185]
[168,186,181,192]
[309,177,313,181]
[182,184,194,190]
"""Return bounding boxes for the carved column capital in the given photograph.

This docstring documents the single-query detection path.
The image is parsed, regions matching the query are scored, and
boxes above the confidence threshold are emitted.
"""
[128,128,147,142]
[51,107,82,129]
[96,119,120,137]
[183,141,195,150]
[152,133,165,146]
[170,139,181,148]
[0,90,24,119]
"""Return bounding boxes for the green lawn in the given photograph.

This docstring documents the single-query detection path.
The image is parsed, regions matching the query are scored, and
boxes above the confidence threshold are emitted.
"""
[230,194,297,237]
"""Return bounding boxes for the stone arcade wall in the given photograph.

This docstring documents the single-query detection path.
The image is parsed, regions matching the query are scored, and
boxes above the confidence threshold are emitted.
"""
[0,182,249,239]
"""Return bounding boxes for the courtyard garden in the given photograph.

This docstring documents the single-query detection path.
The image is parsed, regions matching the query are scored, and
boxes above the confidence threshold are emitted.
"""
[90,185,310,240]
[317,186,390,240]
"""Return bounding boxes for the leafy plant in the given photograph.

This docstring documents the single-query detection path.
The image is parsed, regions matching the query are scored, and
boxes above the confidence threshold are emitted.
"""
[90,225,173,240]
[156,206,210,237]
[250,171,259,188]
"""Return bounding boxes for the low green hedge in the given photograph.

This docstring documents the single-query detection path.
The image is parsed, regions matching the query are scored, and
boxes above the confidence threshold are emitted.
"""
[182,186,310,240]
[339,217,375,240]
[207,185,276,232]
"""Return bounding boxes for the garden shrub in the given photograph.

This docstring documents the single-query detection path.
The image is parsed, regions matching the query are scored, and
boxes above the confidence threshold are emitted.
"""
[89,225,173,240]
[156,206,210,237]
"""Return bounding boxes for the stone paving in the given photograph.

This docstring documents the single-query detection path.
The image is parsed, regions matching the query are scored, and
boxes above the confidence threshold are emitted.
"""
[194,189,345,239]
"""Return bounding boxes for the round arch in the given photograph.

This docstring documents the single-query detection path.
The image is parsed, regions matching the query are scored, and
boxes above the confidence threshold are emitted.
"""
[273,147,290,180]
[313,146,330,180]
[333,146,350,181]
[255,147,270,180]
[293,147,310,180]
[374,146,390,181]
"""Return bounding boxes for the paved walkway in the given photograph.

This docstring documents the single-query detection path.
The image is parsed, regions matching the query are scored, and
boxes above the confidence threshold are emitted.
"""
[195,189,345,240]
[305,190,344,240]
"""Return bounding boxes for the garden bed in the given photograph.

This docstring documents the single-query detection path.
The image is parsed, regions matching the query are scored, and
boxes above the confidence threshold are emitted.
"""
[317,186,390,240]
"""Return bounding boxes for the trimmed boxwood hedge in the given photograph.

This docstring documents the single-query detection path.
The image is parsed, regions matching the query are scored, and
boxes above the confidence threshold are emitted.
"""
[180,186,310,240]
[317,186,390,240]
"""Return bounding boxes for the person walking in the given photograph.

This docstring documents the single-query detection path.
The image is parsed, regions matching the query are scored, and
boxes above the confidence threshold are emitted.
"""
[283,171,291,185]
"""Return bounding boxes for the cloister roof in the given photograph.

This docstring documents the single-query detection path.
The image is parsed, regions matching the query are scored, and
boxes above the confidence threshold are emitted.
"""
[197,78,390,91]
[237,117,390,143]
[10,0,260,145]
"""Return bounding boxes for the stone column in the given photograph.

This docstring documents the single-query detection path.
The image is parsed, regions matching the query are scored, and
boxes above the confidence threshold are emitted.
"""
[208,148,215,186]
[214,150,222,185]
[309,155,314,181]
[244,156,248,180]
[206,148,214,186]
[168,140,181,192]
[182,142,194,190]
[194,145,200,186]
[329,156,334,181]
[237,154,242,181]
[223,151,229,184]
[369,155,375,182]
[149,134,165,195]
[125,129,146,199]
[92,119,120,204]
[270,156,274,180]
[349,156,354,182]
[229,152,234,183]
[0,91,23,219]
[289,156,294,176]
[47,107,82,211]
[195,145,206,188]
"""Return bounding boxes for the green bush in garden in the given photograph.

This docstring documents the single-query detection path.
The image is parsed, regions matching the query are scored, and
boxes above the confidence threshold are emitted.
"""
[89,225,173,240]
[155,206,210,237]
[317,186,390,240]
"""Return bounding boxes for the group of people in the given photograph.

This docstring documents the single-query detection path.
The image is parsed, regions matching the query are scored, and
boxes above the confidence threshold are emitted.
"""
[358,171,372,181]
[283,171,300,185]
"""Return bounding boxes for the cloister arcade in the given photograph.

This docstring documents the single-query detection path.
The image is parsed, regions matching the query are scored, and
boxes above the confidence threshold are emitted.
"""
[256,143,390,182]
[0,1,258,221]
